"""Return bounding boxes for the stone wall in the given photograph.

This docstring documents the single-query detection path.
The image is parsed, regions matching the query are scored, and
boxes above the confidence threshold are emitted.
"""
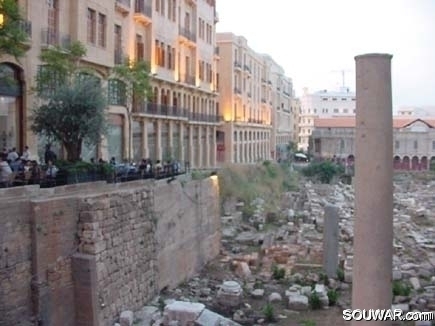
[0,177,221,326]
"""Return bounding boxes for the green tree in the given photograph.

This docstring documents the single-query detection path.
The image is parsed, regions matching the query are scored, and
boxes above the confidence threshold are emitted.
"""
[112,58,152,162]
[0,0,29,59]
[31,41,107,161]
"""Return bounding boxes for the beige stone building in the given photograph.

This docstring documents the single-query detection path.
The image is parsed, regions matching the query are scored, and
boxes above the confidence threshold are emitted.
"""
[0,0,219,168]
[215,32,295,163]
[310,117,435,170]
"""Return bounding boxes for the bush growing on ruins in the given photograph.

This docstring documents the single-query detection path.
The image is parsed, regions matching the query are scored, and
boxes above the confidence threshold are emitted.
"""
[262,303,276,322]
[392,280,411,297]
[336,268,345,282]
[300,320,316,326]
[309,291,323,310]
[272,264,286,280]
[327,289,339,306]
[318,272,330,286]
[301,161,344,183]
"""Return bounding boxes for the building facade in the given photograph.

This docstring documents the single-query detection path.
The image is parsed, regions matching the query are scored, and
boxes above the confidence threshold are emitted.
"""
[310,117,435,170]
[298,87,356,151]
[216,32,294,163]
[0,0,220,168]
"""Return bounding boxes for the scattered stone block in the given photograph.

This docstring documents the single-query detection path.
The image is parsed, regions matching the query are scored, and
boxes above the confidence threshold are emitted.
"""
[119,310,134,326]
[288,294,309,311]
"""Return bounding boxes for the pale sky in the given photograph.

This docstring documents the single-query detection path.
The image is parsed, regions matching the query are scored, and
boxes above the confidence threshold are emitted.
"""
[216,0,435,109]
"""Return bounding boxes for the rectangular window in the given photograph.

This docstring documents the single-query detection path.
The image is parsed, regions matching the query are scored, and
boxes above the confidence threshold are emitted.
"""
[172,0,176,21]
[155,0,160,12]
[154,40,160,66]
[167,45,172,69]
[136,34,144,61]
[98,13,106,47]
[395,140,400,149]
[87,8,96,44]
[414,140,418,149]
[114,24,122,64]
[433,140,435,151]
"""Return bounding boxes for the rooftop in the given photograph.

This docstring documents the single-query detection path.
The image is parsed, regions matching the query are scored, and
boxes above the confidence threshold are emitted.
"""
[313,117,435,129]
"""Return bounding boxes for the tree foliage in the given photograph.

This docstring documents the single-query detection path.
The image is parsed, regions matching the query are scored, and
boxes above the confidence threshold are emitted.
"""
[302,161,344,183]
[112,57,152,110]
[31,41,107,161]
[0,0,29,59]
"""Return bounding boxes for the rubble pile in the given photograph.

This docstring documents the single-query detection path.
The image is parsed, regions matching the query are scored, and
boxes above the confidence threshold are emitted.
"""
[115,174,435,325]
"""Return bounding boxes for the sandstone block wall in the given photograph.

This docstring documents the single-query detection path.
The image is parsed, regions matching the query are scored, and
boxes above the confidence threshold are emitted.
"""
[155,178,221,290]
[0,178,221,326]
[0,199,33,325]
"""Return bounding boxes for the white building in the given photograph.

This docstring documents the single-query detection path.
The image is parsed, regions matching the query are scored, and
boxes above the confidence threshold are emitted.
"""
[397,106,435,117]
[298,86,356,150]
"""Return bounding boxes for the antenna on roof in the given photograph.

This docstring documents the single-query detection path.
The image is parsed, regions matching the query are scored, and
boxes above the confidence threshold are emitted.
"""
[331,69,351,88]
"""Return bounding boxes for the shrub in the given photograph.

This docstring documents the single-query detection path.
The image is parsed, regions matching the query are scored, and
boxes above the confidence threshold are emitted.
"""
[272,265,286,280]
[319,272,330,286]
[327,289,339,306]
[337,268,345,282]
[392,280,411,297]
[302,161,344,183]
[263,303,275,322]
[309,292,323,310]
[300,320,316,326]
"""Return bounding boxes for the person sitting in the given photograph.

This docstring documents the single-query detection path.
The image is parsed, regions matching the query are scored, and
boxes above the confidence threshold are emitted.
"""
[0,154,12,187]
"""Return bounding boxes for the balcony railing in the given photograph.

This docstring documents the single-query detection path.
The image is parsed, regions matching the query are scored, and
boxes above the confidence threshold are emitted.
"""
[179,27,196,42]
[134,103,220,123]
[183,75,195,85]
[243,65,251,73]
[234,61,242,69]
[248,118,264,124]
[135,0,152,18]
[19,20,32,37]
[261,98,267,103]
[41,29,70,48]
[189,112,220,123]
[234,87,241,94]
[261,78,267,84]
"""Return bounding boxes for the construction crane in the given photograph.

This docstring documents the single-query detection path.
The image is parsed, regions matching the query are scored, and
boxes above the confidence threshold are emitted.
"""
[331,69,352,88]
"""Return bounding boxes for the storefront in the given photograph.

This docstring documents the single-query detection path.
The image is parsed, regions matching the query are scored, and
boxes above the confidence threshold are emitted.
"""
[0,63,24,152]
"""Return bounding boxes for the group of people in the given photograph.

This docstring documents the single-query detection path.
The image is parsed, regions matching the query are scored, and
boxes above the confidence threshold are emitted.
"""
[0,145,59,188]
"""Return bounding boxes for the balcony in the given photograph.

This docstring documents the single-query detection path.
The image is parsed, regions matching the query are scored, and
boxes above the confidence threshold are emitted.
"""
[134,103,188,119]
[283,90,291,97]
[178,27,196,46]
[261,98,267,104]
[243,64,251,74]
[234,87,241,95]
[115,0,130,15]
[189,112,220,123]
[247,92,251,98]
[261,78,267,85]
[183,74,195,86]
[248,118,264,124]
[234,61,242,71]
[214,46,219,56]
[134,0,152,25]
[41,29,70,48]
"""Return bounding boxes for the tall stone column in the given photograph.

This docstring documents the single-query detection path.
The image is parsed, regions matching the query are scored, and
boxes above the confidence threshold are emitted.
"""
[352,53,393,326]
[156,120,162,161]
[211,126,217,167]
[168,120,174,159]
[141,119,149,159]
[188,125,194,168]
[179,123,184,162]
[197,126,202,168]
[205,126,211,168]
